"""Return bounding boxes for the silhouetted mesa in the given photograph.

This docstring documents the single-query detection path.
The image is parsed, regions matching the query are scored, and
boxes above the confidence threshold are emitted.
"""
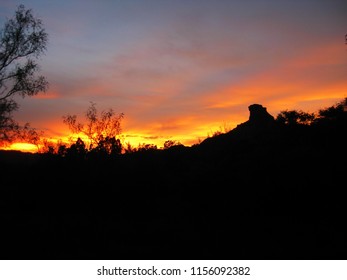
[248,104,275,125]
[198,104,276,150]
[230,103,276,135]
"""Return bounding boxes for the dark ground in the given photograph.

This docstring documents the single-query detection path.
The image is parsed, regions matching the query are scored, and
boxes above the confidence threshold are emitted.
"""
[1,105,346,260]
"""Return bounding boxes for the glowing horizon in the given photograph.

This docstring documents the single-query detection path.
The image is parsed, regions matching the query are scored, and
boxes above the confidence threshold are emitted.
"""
[1,0,346,153]
[4,94,345,153]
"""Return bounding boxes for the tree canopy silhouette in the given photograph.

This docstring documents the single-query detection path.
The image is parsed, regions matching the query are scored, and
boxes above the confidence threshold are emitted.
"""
[63,102,124,154]
[276,110,315,126]
[0,4,48,145]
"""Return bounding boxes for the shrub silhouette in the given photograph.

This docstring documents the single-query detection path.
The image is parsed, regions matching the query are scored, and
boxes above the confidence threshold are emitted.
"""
[63,102,124,154]
[276,110,315,126]
[66,137,86,158]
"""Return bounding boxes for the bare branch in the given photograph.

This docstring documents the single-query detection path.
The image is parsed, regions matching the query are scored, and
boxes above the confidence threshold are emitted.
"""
[0,5,48,145]
[63,103,124,154]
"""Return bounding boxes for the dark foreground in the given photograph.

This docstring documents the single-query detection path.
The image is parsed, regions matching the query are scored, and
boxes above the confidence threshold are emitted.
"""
[1,105,346,260]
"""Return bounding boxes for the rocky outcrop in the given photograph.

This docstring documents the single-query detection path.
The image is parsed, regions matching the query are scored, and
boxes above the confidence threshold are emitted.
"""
[248,104,275,125]
[232,103,276,132]
[198,104,277,149]
[228,103,276,139]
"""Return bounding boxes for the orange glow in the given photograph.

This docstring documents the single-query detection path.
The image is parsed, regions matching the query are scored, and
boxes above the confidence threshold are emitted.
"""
[32,91,60,99]
[3,38,346,153]
[199,41,347,120]
[3,143,38,153]
[4,92,346,154]
[3,91,346,154]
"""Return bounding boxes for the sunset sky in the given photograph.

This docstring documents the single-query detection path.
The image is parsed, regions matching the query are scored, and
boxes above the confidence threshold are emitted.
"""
[1,0,346,151]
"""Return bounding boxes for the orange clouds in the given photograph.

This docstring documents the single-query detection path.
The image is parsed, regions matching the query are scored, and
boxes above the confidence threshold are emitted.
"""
[2,0,346,153]
[33,91,60,99]
[3,143,38,153]
[9,39,347,152]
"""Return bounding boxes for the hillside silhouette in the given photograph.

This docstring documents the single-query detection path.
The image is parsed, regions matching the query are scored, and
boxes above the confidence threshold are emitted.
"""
[0,99,346,260]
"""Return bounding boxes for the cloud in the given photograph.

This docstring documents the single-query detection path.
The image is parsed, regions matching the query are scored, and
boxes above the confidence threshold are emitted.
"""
[4,0,347,148]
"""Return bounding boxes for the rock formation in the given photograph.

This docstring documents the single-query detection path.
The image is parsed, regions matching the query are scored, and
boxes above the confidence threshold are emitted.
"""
[248,104,275,125]
[199,104,276,148]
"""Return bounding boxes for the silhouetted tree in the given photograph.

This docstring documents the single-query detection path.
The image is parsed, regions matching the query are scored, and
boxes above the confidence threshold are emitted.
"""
[39,138,56,154]
[317,98,347,120]
[20,122,42,148]
[57,143,68,157]
[0,5,48,145]
[91,136,122,155]
[276,110,315,126]
[137,143,157,152]
[312,98,347,128]
[63,102,124,153]
[66,137,86,158]
[123,141,136,154]
[163,140,181,149]
[0,100,19,143]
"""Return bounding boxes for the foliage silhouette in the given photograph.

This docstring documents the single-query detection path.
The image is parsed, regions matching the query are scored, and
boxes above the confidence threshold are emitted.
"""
[91,136,122,155]
[316,98,347,123]
[66,137,87,158]
[63,102,124,154]
[163,140,182,149]
[0,5,48,145]
[276,110,315,126]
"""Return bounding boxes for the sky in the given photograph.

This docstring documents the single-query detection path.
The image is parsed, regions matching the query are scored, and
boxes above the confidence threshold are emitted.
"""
[1,0,347,151]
